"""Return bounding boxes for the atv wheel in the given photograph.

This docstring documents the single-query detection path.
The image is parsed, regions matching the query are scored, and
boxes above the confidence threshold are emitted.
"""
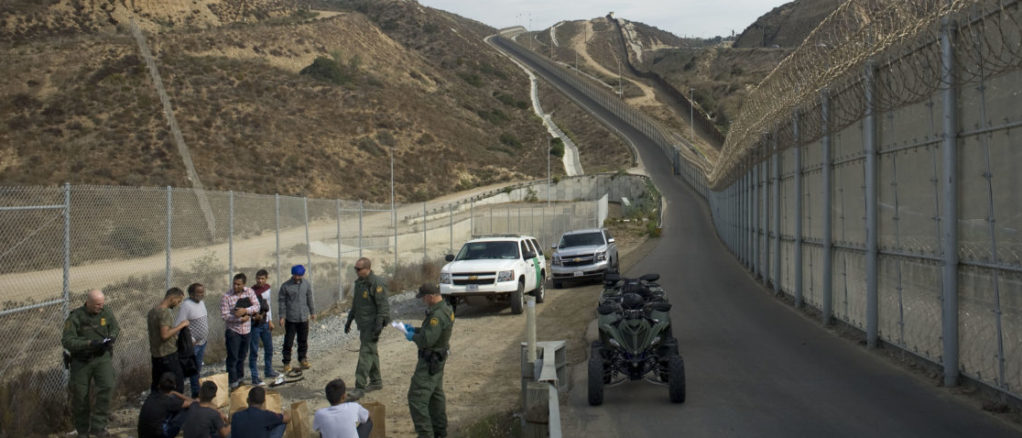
[510,280,524,314]
[588,343,605,406]
[534,277,546,303]
[668,354,686,404]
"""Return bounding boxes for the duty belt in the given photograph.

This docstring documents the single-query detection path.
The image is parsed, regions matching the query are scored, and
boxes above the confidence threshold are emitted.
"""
[418,348,449,360]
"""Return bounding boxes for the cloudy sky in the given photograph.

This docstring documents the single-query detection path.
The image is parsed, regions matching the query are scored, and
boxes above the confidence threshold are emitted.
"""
[418,0,791,39]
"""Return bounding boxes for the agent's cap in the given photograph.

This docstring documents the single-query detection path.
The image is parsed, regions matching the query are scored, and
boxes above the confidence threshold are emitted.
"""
[416,283,440,298]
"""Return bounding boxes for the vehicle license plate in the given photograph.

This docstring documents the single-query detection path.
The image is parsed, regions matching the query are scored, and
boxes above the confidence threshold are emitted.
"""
[573,271,584,277]
[466,284,479,292]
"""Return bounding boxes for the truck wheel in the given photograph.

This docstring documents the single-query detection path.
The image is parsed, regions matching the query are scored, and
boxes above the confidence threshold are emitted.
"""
[510,280,524,314]
[446,296,458,314]
[668,354,686,404]
[588,343,605,406]
[534,277,546,303]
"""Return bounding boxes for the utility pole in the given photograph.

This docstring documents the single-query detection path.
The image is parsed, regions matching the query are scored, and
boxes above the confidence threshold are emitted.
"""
[546,139,551,210]
[391,146,397,271]
[529,13,533,50]
[690,87,695,141]
[617,58,623,98]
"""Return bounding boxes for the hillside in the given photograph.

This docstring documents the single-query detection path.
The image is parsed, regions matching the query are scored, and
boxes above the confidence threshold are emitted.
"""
[520,0,840,152]
[0,0,632,202]
[733,0,843,48]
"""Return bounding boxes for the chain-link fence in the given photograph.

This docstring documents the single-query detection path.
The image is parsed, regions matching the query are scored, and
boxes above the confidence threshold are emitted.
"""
[0,173,654,408]
[496,0,1022,402]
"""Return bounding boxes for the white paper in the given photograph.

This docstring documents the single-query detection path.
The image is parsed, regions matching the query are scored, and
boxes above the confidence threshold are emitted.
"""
[391,320,408,334]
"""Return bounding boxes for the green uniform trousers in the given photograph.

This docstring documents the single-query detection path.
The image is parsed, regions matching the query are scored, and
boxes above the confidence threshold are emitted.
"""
[407,359,446,438]
[355,330,382,389]
[69,353,115,434]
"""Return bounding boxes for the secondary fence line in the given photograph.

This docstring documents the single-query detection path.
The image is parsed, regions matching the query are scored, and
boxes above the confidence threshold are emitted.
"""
[0,174,655,397]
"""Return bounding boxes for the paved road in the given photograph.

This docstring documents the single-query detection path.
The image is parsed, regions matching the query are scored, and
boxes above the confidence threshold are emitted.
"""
[491,36,1022,437]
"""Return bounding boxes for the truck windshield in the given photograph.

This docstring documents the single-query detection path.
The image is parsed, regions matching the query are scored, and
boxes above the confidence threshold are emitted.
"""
[455,241,520,260]
[558,232,604,248]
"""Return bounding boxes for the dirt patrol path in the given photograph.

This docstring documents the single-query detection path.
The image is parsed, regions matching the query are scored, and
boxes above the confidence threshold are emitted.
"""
[297,234,652,436]
[87,227,651,437]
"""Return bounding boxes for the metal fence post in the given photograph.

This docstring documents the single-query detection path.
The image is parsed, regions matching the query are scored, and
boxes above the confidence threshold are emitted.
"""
[772,130,781,293]
[864,60,879,348]
[794,111,804,308]
[275,194,281,286]
[63,182,71,318]
[753,159,760,279]
[166,186,172,292]
[343,198,347,300]
[229,190,234,283]
[470,199,474,238]
[761,159,768,283]
[304,196,312,286]
[449,203,454,254]
[940,14,959,386]
[822,91,834,324]
[423,201,427,261]
[358,200,364,258]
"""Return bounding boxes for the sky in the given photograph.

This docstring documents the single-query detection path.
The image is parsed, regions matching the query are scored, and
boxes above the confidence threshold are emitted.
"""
[418,0,792,39]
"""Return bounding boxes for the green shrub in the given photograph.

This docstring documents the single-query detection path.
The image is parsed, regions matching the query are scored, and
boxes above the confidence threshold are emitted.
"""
[108,225,161,257]
[458,72,482,87]
[300,56,350,85]
[477,109,508,125]
[549,138,564,157]
[499,132,521,148]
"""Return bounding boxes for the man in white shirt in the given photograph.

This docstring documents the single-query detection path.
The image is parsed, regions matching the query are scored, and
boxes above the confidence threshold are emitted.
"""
[313,379,372,438]
[174,283,209,399]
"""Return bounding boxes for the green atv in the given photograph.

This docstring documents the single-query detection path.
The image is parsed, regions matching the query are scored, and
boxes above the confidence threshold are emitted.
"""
[589,273,685,405]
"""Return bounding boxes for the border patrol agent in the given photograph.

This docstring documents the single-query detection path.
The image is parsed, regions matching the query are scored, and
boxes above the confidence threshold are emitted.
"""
[404,283,454,438]
[62,289,119,437]
[345,257,391,393]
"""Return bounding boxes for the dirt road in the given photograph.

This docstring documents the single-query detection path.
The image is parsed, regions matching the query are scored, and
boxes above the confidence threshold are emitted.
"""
[87,224,649,437]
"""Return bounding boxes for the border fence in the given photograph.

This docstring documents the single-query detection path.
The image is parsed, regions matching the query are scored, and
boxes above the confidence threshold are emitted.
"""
[0,173,657,402]
[497,0,1022,401]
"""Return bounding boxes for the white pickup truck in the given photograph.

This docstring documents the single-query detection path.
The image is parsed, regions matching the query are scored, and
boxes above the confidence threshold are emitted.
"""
[439,235,547,314]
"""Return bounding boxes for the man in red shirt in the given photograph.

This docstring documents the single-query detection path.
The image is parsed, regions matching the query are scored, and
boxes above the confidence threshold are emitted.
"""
[221,273,260,390]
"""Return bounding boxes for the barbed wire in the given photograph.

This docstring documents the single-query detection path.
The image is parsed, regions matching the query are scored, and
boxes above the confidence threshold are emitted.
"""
[708,0,1021,189]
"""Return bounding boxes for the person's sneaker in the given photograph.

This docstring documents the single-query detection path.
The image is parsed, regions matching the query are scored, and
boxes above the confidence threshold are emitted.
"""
[300,360,311,370]
[229,380,241,391]
[347,388,365,401]
[252,377,265,386]
[282,364,292,373]
[265,369,280,378]
[366,383,383,392]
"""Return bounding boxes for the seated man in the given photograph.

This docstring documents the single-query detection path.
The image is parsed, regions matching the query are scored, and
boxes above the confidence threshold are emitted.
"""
[313,378,373,438]
[230,386,290,438]
[182,381,230,438]
[137,372,193,438]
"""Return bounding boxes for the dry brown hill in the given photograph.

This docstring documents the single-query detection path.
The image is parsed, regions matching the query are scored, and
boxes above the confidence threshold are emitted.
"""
[733,0,843,48]
[0,0,299,39]
[524,0,839,146]
[0,0,632,202]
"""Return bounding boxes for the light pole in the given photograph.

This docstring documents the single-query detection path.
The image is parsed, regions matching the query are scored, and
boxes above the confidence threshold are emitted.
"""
[390,146,397,271]
[546,138,551,210]
[690,87,695,141]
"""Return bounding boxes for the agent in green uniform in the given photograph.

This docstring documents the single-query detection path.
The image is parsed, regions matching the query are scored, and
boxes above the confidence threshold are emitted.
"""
[345,257,391,393]
[61,289,120,437]
[403,284,454,438]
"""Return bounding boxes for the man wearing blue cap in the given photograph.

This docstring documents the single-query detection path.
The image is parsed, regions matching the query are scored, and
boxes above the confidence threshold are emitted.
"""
[278,264,315,372]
